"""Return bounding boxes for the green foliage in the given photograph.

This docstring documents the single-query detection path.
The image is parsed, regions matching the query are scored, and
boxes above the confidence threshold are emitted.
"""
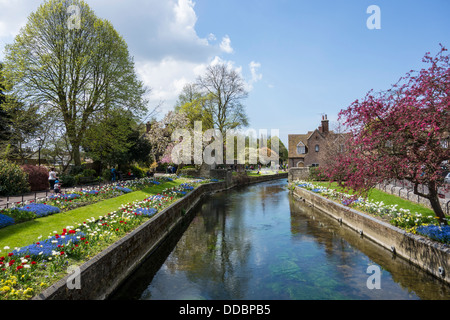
[0,159,30,196]
[82,169,97,177]
[0,208,36,224]
[2,0,148,166]
[101,169,112,182]
[59,174,76,188]
[130,165,145,179]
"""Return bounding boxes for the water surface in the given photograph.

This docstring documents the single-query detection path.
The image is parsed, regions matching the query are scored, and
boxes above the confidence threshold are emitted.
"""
[111,179,450,300]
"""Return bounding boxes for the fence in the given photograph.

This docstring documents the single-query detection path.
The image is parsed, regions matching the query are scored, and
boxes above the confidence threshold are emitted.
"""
[0,179,130,210]
[376,179,450,214]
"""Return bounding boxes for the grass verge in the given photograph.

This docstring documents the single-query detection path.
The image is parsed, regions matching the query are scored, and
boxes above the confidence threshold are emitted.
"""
[0,180,182,251]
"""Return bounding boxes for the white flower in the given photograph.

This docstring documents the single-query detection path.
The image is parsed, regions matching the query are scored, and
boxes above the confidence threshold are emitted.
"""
[3,246,9,250]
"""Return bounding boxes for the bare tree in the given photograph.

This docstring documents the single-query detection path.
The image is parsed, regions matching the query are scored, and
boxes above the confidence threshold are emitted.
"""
[196,63,249,136]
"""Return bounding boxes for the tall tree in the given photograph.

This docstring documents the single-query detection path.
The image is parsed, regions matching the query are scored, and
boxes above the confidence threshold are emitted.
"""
[1,0,148,166]
[174,83,213,130]
[325,46,450,224]
[196,63,249,136]
[0,63,11,147]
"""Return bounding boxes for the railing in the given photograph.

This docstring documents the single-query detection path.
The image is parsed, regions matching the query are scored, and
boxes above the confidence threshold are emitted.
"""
[377,179,450,214]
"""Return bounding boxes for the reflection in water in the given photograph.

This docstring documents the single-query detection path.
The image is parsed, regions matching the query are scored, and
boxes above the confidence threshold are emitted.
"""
[110,180,450,300]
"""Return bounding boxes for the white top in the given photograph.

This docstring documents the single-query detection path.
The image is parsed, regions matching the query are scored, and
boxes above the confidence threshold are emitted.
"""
[49,171,57,180]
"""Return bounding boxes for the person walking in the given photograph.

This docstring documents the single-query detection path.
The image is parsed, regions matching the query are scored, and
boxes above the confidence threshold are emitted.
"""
[111,167,117,182]
[48,168,58,192]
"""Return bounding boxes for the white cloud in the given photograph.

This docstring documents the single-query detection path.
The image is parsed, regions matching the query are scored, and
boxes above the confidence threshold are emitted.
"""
[219,35,234,54]
[249,61,262,83]
[0,0,261,117]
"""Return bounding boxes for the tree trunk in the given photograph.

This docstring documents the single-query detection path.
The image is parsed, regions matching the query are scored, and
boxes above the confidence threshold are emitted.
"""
[72,144,81,166]
[428,188,447,225]
[414,182,447,225]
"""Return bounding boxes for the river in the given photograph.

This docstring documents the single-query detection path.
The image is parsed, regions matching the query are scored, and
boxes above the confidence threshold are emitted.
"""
[110,179,450,300]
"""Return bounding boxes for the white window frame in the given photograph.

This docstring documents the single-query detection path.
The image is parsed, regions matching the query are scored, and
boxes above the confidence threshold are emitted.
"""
[297,142,306,155]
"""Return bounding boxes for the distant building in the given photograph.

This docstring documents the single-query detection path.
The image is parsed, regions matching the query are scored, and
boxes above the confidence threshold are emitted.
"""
[288,115,347,168]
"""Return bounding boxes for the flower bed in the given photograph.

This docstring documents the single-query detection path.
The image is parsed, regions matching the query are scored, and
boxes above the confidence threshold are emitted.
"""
[0,177,181,230]
[294,180,446,243]
[16,204,61,218]
[0,179,201,300]
[0,214,15,229]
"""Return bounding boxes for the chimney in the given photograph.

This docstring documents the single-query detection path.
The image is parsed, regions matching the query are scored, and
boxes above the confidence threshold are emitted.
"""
[321,114,329,133]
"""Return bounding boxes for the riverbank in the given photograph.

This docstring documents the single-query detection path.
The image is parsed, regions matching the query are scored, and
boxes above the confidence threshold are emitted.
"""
[32,172,287,300]
[291,184,450,285]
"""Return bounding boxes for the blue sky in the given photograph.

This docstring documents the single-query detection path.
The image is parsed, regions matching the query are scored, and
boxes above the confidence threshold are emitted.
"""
[1,0,449,146]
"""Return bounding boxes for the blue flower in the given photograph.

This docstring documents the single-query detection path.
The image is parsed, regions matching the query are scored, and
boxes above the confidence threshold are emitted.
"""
[17,203,60,218]
[49,193,81,200]
[82,190,99,195]
[115,186,132,193]
[0,213,15,229]
[13,232,86,258]
[180,183,194,190]
[416,225,450,244]
[133,207,158,217]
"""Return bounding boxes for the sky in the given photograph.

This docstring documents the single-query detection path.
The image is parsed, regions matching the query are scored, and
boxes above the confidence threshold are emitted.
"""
[1,0,450,146]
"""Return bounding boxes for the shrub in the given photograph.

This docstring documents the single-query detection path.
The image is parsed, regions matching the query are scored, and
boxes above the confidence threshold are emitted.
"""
[130,165,145,178]
[21,165,49,191]
[101,168,112,181]
[69,165,85,176]
[0,208,36,224]
[178,168,199,177]
[82,168,97,177]
[59,174,76,187]
[0,159,30,196]
[309,167,327,181]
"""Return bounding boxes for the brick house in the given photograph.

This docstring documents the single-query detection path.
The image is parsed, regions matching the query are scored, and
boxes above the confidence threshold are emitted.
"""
[288,115,347,168]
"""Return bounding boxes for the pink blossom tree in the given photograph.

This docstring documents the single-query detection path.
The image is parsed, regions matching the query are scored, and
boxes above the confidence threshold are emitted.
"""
[325,46,450,224]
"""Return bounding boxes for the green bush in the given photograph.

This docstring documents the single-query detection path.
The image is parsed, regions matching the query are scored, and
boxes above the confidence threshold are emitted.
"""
[101,168,112,181]
[69,165,85,176]
[178,168,199,177]
[0,159,30,196]
[82,168,97,177]
[130,165,145,179]
[0,208,36,223]
[59,174,76,188]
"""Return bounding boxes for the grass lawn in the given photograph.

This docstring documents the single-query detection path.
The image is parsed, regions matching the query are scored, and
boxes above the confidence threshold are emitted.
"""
[0,180,182,251]
[313,181,436,217]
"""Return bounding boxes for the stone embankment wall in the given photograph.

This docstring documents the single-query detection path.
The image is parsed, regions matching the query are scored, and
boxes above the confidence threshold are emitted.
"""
[292,186,450,285]
[288,167,309,182]
[34,173,287,300]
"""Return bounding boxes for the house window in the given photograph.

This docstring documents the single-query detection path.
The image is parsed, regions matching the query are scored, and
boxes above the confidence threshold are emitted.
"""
[297,142,306,155]
[315,145,319,152]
